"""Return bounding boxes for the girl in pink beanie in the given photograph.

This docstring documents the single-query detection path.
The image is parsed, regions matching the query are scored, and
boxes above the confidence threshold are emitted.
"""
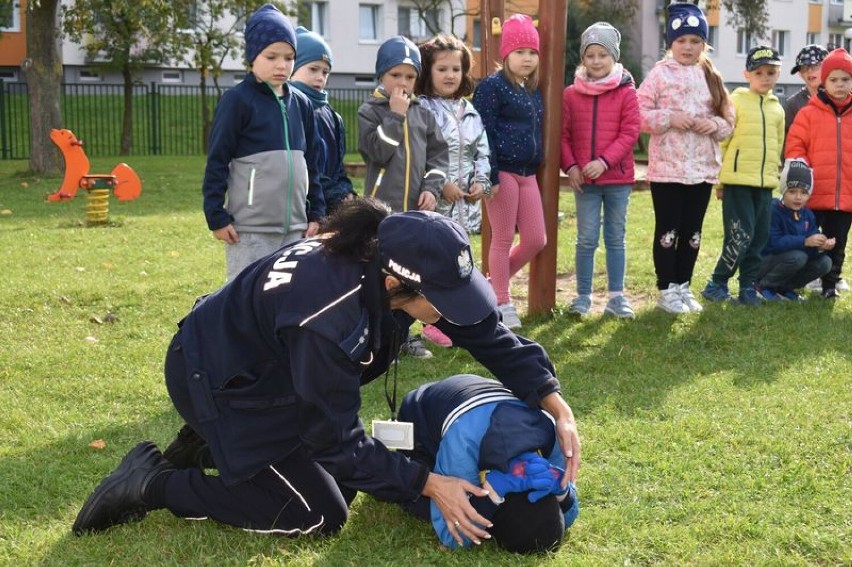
[472,14,545,329]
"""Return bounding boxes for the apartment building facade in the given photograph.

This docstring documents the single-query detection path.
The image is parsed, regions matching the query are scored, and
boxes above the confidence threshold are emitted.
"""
[2,0,852,95]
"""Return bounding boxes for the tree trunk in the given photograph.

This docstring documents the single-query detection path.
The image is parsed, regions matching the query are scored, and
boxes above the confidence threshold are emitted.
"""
[121,66,133,155]
[22,0,62,175]
[200,68,210,154]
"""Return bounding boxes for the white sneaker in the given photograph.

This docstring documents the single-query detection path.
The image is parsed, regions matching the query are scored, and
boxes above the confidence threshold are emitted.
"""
[679,282,703,312]
[498,303,522,329]
[657,283,689,314]
[805,279,822,292]
[837,279,850,292]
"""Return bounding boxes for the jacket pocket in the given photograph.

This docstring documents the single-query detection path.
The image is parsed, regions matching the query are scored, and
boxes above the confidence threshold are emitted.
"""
[733,149,740,172]
[187,369,219,423]
[229,396,297,411]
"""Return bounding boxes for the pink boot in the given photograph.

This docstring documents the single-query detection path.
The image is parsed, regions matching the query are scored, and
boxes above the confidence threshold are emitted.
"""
[422,324,452,348]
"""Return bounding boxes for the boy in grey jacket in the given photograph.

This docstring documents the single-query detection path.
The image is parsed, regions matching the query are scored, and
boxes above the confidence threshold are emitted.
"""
[358,36,449,213]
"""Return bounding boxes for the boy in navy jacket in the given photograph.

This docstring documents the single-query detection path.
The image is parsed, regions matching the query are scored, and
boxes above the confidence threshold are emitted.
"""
[756,159,834,300]
[202,4,325,281]
[398,374,578,554]
[289,26,356,213]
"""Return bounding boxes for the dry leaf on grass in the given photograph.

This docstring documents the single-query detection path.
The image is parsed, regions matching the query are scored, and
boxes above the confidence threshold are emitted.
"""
[88,439,107,450]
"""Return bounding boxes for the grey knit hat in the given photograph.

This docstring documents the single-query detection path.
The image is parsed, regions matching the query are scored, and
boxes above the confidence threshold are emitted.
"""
[580,22,621,62]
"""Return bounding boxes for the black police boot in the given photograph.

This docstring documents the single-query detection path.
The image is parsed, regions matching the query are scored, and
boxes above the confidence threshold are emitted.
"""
[162,423,215,469]
[72,441,173,535]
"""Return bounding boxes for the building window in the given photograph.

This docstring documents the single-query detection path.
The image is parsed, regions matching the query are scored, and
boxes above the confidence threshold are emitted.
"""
[736,29,757,55]
[806,32,820,45]
[472,18,482,50]
[0,1,21,32]
[359,4,380,41]
[354,75,376,87]
[305,2,328,36]
[398,6,440,40]
[179,0,200,30]
[772,30,788,57]
[830,0,842,5]
[828,32,843,50]
[707,25,718,50]
[79,70,103,82]
[0,69,18,81]
[162,70,183,83]
[233,74,245,83]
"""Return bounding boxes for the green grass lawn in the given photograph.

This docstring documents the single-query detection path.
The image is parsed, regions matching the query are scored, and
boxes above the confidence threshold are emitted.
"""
[0,157,849,566]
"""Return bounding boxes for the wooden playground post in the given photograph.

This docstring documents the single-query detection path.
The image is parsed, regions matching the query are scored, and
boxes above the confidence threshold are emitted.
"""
[529,0,567,315]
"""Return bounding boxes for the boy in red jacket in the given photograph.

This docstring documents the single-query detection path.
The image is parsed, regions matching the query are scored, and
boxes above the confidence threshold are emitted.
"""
[786,48,852,299]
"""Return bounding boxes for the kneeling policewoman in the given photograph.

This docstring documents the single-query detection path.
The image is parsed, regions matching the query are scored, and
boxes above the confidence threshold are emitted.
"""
[73,198,580,547]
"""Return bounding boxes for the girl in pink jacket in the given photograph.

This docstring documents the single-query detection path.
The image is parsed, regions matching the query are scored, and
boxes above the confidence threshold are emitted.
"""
[561,22,640,318]
[637,2,734,314]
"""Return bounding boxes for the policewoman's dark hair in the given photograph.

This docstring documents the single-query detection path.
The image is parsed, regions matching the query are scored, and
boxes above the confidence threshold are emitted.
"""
[319,197,391,260]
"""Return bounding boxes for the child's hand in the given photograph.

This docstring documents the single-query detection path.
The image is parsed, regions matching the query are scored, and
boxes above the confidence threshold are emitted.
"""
[669,111,694,130]
[418,191,437,211]
[566,167,583,192]
[442,182,466,203]
[466,182,484,202]
[213,225,239,244]
[805,234,826,248]
[489,184,500,199]
[715,185,724,200]
[691,117,719,136]
[823,237,836,250]
[304,221,320,237]
[582,159,606,181]
[389,87,410,116]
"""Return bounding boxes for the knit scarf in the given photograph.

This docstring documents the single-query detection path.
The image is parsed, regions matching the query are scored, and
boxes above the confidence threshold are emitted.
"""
[573,64,624,96]
[289,81,328,108]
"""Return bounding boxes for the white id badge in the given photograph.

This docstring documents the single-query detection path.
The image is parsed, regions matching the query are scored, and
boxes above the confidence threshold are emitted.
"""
[372,420,414,450]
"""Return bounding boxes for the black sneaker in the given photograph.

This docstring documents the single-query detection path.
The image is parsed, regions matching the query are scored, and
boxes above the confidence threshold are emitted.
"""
[822,288,839,300]
[73,441,173,535]
[163,424,215,469]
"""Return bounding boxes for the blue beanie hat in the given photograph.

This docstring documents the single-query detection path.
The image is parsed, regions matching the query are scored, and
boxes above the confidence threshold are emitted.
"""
[294,26,333,72]
[245,4,297,65]
[666,1,708,47]
[375,36,421,79]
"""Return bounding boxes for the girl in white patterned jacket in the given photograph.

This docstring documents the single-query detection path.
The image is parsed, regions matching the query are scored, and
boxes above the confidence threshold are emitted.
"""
[637,1,734,314]
[416,34,491,348]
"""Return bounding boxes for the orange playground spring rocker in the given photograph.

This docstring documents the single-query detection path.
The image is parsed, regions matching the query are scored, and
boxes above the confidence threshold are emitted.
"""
[46,129,142,224]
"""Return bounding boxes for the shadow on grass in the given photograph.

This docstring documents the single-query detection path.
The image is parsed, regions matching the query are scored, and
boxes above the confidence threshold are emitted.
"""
[521,299,852,418]
[20,411,541,566]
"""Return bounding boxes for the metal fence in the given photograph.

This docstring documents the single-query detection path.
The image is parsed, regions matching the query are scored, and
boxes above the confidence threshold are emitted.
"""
[0,82,372,160]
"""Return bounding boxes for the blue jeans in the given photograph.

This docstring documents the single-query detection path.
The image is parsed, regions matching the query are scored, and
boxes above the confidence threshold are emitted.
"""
[574,184,631,295]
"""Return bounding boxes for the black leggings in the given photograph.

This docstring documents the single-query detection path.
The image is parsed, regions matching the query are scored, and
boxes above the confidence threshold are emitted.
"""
[650,181,712,289]
[159,334,355,536]
[815,210,852,289]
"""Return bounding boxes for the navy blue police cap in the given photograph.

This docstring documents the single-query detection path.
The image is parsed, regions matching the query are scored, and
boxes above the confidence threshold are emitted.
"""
[378,211,496,326]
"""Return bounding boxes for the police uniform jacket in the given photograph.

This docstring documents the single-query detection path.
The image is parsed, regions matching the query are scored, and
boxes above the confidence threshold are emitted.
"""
[172,239,561,502]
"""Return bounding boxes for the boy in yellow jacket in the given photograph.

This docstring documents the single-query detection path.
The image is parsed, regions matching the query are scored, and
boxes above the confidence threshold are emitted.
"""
[701,46,785,305]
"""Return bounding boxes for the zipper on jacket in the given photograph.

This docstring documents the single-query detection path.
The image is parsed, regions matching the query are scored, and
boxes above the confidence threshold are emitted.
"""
[836,115,842,210]
[248,168,256,206]
[268,82,294,234]
[402,117,411,212]
[759,95,766,189]
[452,100,466,229]
[591,96,599,184]
[523,87,539,168]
